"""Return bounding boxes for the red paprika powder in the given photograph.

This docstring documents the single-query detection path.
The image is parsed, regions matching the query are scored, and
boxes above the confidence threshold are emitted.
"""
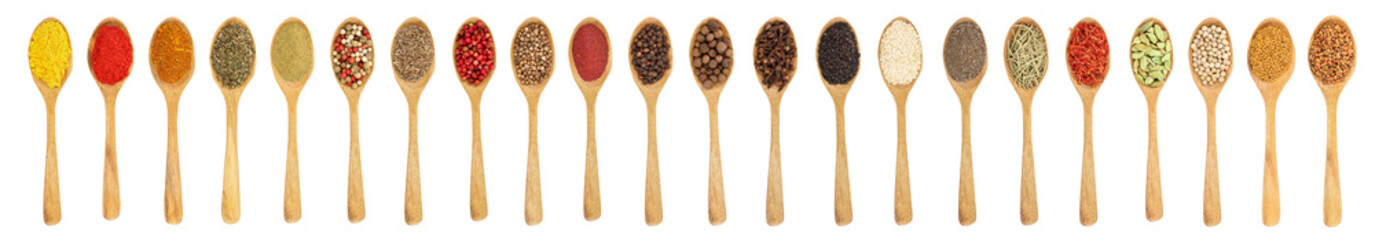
[1067,21,1108,87]
[570,23,608,81]
[454,20,495,85]
[91,25,132,85]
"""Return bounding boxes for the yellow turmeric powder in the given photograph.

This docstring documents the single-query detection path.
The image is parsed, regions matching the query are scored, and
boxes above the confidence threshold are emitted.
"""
[28,20,71,88]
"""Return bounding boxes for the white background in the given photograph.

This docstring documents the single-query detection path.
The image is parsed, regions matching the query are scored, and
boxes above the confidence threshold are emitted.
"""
[2,0,1371,239]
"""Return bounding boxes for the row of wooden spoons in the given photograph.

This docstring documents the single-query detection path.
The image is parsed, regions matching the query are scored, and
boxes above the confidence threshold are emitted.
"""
[28,16,1352,228]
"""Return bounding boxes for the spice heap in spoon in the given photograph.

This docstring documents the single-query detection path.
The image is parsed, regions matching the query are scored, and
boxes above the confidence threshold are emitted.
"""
[211,21,255,89]
[632,23,670,84]
[514,23,553,85]
[1132,21,1172,87]
[1191,25,1231,85]
[1248,25,1293,83]
[455,20,494,84]
[756,21,795,89]
[818,21,859,84]
[333,23,373,87]
[880,19,921,85]
[1007,22,1046,88]
[393,24,434,81]
[1308,21,1354,85]
[1068,22,1108,87]
[693,19,732,89]
[945,21,986,83]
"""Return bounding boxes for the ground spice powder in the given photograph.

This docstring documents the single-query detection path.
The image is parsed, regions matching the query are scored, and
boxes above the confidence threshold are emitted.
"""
[943,21,986,82]
[91,25,132,85]
[1067,22,1109,87]
[30,21,71,88]
[151,22,194,84]
[571,23,608,81]
[271,21,312,83]
[211,21,255,89]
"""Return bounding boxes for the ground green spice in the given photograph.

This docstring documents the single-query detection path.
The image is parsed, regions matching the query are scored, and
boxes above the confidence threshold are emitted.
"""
[1006,23,1046,89]
[212,21,255,88]
[271,20,312,82]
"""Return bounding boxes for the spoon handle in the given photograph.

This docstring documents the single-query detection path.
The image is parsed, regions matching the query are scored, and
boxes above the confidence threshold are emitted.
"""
[43,101,61,226]
[165,99,183,224]
[765,101,784,226]
[525,100,543,226]
[646,101,663,226]
[223,101,241,224]
[583,100,601,221]
[834,100,852,226]
[1146,100,1162,222]
[1020,101,1037,225]
[284,98,301,223]
[894,99,911,225]
[957,100,976,226]
[1323,99,1341,227]
[1204,100,1220,226]
[707,100,726,225]
[469,98,487,221]
[1262,98,1280,226]
[347,99,365,223]
[103,98,121,220]
[1080,100,1097,226]
[404,102,423,225]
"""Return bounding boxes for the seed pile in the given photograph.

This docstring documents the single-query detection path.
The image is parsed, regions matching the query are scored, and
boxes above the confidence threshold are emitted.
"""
[692,19,732,89]
[1067,22,1109,87]
[571,23,608,81]
[151,21,194,84]
[817,21,859,85]
[1190,25,1231,85]
[1247,24,1293,82]
[943,21,986,82]
[1006,23,1046,89]
[513,22,553,85]
[1130,21,1172,87]
[29,21,71,88]
[271,20,313,83]
[879,19,921,85]
[391,24,434,82]
[332,23,373,88]
[755,19,796,90]
[1308,21,1355,85]
[454,20,495,84]
[211,21,255,89]
[632,23,670,85]
[91,25,133,85]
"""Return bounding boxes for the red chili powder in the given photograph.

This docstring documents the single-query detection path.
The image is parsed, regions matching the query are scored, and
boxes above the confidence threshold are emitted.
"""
[91,25,133,85]
[570,24,608,81]
[1067,22,1108,87]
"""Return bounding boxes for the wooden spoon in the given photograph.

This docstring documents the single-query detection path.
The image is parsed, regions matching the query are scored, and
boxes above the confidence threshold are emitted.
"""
[1067,18,1108,226]
[755,17,797,226]
[877,17,921,225]
[211,17,256,224]
[1309,15,1354,227]
[29,17,72,226]
[1132,17,1172,222]
[333,17,374,223]
[816,17,858,226]
[88,17,132,221]
[455,17,495,221]
[270,17,313,224]
[1003,17,1046,225]
[630,17,671,226]
[1247,18,1294,227]
[393,17,436,226]
[691,17,731,226]
[513,17,555,226]
[149,17,194,225]
[944,17,987,226]
[569,17,611,222]
[1188,17,1232,227]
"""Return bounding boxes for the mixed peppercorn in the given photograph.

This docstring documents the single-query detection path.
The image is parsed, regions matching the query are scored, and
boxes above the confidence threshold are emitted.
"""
[332,22,373,88]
